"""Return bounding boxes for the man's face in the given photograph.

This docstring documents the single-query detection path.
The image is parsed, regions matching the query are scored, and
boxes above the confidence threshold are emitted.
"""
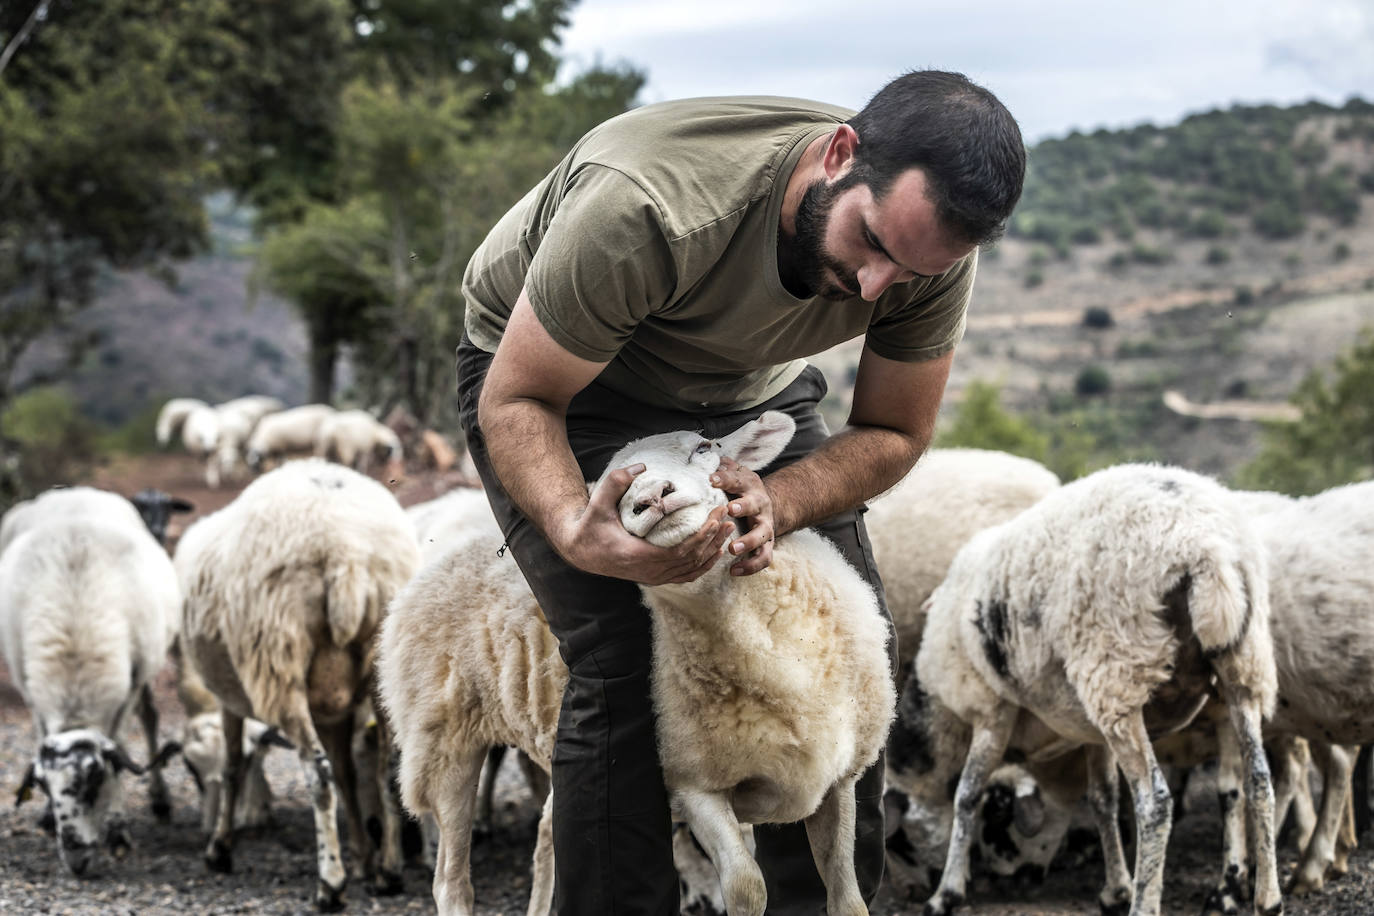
[790,167,975,302]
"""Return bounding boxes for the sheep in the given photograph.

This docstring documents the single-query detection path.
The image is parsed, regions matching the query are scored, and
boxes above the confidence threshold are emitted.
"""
[155,396,209,447]
[181,403,222,459]
[865,447,1060,674]
[244,403,337,472]
[179,711,293,833]
[206,396,285,488]
[313,409,404,476]
[175,458,419,910]
[890,463,1281,916]
[0,488,183,875]
[379,410,894,916]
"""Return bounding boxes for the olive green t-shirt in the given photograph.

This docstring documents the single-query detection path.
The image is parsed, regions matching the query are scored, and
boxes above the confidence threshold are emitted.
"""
[462,96,975,411]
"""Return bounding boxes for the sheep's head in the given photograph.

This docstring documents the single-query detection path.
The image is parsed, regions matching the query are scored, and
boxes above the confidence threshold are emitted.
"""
[19,728,144,876]
[600,410,796,548]
[130,488,194,547]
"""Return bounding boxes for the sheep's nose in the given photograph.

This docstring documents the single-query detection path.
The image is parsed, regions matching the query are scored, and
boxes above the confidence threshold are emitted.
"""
[632,481,675,515]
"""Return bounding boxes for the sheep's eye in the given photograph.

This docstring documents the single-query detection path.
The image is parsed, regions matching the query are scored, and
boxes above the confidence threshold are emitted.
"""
[693,440,714,455]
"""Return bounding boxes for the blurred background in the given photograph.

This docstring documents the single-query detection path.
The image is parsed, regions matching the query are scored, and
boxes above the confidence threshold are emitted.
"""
[3,0,1374,510]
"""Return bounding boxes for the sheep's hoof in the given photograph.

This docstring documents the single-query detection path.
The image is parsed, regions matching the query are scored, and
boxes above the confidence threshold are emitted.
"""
[1256,903,1283,916]
[368,869,403,897]
[105,825,132,859]
[151,797,173,822]
[1200,886,1240,916]
[1098,884,1130,916]
[315,878,347,912]
[1286,871,1323,897]
[205,839,234,873]
[923,889,963,916]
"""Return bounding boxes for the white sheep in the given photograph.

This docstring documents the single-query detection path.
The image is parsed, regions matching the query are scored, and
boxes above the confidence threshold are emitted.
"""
[155,396,209,447]
[179,711,292,833]
[407,487,501,563]
[0,488,182,875]
[175,458,420,910]
[892,463,1281,916]
[244,404,337,472]
[379,410,895,916]
[314,409,404,475]
[865,448,1060,672]
[206,395,285,488]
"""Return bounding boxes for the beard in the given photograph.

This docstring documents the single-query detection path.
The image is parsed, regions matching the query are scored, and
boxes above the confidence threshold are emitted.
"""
[779,178,861,301]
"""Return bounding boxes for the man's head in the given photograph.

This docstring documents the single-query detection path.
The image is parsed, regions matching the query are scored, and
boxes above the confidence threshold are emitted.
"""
[845,69,1026,248]
[782,71,1024,302]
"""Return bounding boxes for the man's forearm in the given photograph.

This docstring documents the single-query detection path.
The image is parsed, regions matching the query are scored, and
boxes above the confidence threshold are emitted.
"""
[480,396,589,547]
[764,423,927,536]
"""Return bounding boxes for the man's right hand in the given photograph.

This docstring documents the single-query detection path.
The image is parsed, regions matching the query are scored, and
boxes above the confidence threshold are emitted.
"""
[552,463,733,585]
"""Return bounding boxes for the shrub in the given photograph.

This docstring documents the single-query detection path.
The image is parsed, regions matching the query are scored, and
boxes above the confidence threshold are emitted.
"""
[1082,307,1115,329]
[1334,242,1352,262]
[1206,246,1231,265]
[1234,285,1255,306]
[1024,270,1044,289]
[1130,243,1172,266]
[1075,365,1112,397]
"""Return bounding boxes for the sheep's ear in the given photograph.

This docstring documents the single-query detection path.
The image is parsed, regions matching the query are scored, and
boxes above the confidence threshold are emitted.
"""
[718,410,795,471]
[15,763,38,807]
[101,739,146,775]
[1013,786,1046,837]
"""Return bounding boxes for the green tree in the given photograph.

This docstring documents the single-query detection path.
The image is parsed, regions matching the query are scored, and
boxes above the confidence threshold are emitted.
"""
[1237,330,1374,494]
[936,380,1049,461]
[0,0,231,416]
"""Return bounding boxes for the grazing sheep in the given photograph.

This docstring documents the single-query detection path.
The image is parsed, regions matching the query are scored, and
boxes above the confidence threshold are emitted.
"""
[176,458,420,910]
[0,489,182,875]
[180,711,292,833]
[865,447,1060,674]
[379,411,895,916]
[156,397,209,447]
[892,463,1281,916]
[314,409,404,475]
[181,404,221,459]
[244,404,336,472]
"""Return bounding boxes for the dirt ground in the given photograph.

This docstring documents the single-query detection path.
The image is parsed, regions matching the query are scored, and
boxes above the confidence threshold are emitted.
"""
[5,455,1374,914]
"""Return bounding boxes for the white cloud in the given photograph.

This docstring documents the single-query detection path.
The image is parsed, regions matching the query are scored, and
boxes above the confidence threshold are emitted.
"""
[556,0,1374,142]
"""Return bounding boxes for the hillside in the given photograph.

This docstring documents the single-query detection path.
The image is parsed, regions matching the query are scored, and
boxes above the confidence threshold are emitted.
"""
[19,98,1374,482]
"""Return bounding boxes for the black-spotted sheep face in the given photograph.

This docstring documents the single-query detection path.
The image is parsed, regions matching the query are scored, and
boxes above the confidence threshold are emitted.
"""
[31,728,122,876]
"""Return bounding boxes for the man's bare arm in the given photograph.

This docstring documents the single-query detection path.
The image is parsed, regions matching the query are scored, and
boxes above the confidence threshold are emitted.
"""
[478,288,731,584]
[711,346,953,575]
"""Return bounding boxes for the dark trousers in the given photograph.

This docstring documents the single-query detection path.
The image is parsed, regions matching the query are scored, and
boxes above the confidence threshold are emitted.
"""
[456,336,894,916]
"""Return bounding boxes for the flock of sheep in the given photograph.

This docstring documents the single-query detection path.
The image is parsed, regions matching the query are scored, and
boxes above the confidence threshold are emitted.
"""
[2,402,1372,916]
[155,395,405,487]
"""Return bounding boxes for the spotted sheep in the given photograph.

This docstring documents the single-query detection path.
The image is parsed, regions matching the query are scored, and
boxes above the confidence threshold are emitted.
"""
[889,463,1282,916]
[174,458,420,911]
[0,486,185,876]
[378,410,896,916]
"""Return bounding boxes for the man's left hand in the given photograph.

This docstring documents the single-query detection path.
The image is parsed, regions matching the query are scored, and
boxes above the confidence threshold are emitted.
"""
[711,456,776,576]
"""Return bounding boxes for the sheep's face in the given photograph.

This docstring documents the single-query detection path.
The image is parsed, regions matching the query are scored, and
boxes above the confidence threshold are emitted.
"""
[601,411,797,549]
[27,729,130,876]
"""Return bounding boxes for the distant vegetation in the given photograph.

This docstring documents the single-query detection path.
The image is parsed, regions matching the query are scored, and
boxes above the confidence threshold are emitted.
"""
[1009,98,1374,257]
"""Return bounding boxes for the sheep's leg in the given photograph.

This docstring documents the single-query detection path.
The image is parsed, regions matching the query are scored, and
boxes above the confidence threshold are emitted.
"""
[475,745,505,838]
[802,778,866,916]
[1085,744,1132,915]
[430,744,488,916]
[518,749,552,816]
[924,703,1016,916]
[1272,737,1316,850]
[1220,694,1281,916]
[137,684,172,821]
[526,789,555,916]
[1101,710,1170,916]
[277,697,349,912]
[364,705,404,894]
[1334,758,1358,877]
[204,711,244,874]
[1203,722,1250,916]
[675,788,766,916]
[1289,741,1353,895]
[320,717,368,883]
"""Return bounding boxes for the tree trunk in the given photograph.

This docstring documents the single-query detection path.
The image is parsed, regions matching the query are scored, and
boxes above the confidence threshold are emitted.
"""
[308,331,337,406]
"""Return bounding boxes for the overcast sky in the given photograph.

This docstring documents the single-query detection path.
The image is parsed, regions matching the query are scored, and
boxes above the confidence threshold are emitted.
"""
[556,0,1374,143]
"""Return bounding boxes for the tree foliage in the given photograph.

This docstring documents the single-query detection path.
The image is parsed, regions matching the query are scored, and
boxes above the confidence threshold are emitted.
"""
[0,0,230,411]
[1237,330,1374,495]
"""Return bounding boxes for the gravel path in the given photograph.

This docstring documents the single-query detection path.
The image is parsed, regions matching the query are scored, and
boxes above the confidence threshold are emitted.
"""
[5,654,1374,914]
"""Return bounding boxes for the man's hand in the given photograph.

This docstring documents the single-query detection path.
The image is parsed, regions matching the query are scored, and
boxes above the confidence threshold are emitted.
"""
[710,456,777,576]
[553,463,733,585]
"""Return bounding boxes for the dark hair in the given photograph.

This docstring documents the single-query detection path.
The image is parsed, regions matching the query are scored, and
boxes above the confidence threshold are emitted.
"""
[845,70,1026,246]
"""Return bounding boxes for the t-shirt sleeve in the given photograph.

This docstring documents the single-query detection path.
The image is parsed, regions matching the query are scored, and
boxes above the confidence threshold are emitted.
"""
[524,165,678,363]
[864,250,978,362]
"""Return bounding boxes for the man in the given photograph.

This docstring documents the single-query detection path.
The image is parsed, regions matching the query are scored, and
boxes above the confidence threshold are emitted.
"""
[456,69,1025,914]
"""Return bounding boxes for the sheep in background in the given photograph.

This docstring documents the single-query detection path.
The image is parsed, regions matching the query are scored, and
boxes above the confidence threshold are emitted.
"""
[865,447,1060,675]
[180,711,293,833]
[205,396,285,488]
[0,488,183,875]
[155,397,209,448]
[314,409,404,476]
[176,458,419,910]
[894,463,1280,916]
[244,404,336,472]
[380,411,895,916]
